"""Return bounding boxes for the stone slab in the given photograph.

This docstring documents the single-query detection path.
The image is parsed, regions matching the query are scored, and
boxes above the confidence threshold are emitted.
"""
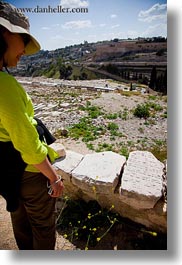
[120,151,164,209]
[49,142,66,158]
[53,150,84,179]
[72,151,126,194]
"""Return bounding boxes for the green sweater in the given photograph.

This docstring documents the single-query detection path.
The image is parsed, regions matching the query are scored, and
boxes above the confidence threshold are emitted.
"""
[0,72,59,172]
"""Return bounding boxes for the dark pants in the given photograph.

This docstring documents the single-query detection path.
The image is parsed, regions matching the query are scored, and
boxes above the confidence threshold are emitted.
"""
[10,172,56,250]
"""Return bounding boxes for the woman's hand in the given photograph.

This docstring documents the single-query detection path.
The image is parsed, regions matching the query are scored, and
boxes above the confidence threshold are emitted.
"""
[33,157,64,198]
[48,178,64,198]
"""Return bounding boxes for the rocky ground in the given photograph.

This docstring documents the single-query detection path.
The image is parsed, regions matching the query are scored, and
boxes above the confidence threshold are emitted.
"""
[0,77,167,250]
[18,77,167,161]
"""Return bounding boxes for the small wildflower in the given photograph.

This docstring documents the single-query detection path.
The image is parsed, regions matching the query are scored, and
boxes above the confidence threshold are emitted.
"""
[150,232,157,237]
[92,228,97,231]
[83,225,87,229]
[141,229,157,237]
[77,220,81,224]
[111,204,115,209]
[63,234,68,238]
[87,213,91,219]
[85,247,88,250]
[96,237,101,242]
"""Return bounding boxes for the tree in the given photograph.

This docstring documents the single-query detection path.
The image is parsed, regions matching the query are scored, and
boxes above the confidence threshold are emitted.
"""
[149,66,157,90]
[80,72,88,80]
[162,68,167,94]
[130,82,133,91]
[113,38,119,42]
[59,64,72,79]
[149,67,167,94]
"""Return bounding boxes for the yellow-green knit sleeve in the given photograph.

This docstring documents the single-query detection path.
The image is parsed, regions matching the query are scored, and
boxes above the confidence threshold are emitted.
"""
[0,73,53,165]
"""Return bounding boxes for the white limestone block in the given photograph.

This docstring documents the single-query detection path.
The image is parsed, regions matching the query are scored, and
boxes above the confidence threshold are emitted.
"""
[53,150,84,174]
[49,142,66,158]
[72,151,126,194]
[120,151,164,209]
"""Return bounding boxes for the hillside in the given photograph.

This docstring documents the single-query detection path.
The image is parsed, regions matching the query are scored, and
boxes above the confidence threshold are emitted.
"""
[82,39,167,63]
[11,38,167,87]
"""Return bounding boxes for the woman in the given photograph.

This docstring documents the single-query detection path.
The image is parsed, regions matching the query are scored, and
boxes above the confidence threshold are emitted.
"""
[0,1,64,250]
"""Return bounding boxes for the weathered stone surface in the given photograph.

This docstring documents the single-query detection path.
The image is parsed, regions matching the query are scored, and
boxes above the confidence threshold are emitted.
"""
[53,151,85,198]
[49,142,66,158]
[119,151,164,209]
[53,150,84,182]
[96,194,167,233]
[71,151,126,194]
[52,149,166,232]
[60,102,70,108]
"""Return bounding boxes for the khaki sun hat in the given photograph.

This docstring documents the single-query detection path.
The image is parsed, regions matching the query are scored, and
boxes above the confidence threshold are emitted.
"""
[0,1,41,55]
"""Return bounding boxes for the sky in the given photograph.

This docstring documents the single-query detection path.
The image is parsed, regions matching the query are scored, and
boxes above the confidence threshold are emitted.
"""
[5,0,167,50]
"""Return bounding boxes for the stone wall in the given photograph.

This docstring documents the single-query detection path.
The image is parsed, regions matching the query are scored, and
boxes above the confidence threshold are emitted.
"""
[51,143,167,233]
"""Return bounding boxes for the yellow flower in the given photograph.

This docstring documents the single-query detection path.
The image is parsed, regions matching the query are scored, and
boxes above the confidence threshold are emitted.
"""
[92,228,97,231]
[141,229,158,237]
[63,234,68,238]
[150,232,157,237]
[88,213,92,219]
[96,237,101,242]
[83,226,87,229]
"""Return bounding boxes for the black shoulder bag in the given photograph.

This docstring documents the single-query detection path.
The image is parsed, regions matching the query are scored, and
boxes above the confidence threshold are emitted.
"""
[0,118,56,212]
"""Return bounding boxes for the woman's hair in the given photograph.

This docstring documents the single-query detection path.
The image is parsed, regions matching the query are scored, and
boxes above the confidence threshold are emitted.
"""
[0,25,8,60]
[0,25,30,60]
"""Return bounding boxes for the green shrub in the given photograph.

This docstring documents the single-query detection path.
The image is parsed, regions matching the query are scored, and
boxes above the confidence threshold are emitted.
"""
[105,113,118,120]
[107,122,119,131]
[133,104,150,119]
[147,102,163,111]
[120,146,129,158]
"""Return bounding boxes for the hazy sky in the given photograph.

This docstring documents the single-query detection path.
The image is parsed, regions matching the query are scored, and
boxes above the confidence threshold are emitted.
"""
[7,0,167,50]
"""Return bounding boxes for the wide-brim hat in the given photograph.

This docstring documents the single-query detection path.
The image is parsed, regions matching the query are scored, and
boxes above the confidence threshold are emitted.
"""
[0,1,40,55]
